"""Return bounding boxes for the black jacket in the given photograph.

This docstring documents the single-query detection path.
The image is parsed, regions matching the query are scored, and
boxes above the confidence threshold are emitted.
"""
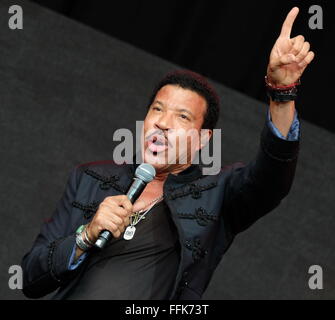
[21,121,300,300]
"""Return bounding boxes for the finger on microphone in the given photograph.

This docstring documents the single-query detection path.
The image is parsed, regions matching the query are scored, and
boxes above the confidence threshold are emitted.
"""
[104,195,127,205]
[106,195,133,214]
[107,222,122,238]
[120,198,133,215]
[109,213,124,228]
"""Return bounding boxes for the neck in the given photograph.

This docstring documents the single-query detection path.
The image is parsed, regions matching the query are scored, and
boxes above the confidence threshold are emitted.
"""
[155,163,192,181]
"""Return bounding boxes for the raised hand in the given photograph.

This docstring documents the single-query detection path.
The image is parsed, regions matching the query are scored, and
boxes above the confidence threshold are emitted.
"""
[267,7,315,86]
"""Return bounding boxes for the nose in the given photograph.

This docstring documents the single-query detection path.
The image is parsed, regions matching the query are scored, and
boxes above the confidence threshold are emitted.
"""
[154,112,172,131]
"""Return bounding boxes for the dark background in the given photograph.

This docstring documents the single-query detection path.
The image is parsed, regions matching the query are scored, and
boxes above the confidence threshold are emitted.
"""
[0,0,334,300]
[32,0,335,133]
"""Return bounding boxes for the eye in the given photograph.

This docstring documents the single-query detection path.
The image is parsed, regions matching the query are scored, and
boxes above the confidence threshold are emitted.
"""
[179,114,190,121]
[152,106,162,112]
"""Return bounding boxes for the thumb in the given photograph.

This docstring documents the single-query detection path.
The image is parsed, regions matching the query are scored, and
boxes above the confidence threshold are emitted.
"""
[271,53,296,69]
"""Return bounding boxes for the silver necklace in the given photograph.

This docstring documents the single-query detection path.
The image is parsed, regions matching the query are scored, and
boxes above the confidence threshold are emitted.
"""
[123,194,164,240]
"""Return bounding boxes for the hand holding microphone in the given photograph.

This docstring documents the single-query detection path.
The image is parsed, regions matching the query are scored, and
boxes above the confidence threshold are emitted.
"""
[84,163,156,249]
[85,194,133,243]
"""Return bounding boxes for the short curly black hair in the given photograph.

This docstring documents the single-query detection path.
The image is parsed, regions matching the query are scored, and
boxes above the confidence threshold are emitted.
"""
[148,70,220,131]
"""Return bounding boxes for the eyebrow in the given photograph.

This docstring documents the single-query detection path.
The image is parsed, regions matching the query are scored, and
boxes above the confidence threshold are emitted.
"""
[153,100,164,106]
[153,100,195,118]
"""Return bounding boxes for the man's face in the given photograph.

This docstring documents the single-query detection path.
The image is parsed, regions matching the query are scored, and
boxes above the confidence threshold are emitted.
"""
[141,84,211,173]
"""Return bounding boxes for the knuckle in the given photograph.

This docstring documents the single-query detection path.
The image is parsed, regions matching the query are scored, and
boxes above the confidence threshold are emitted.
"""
[114,216,123,226]
[124,208,132,216]
[297,35,304,42]
[97,207,108,217]
[105,198,116,206]
[110,224,118,233]
[293,43,300,50]
[116,195,127,202]
[103,196,113,203]
[114,207,125,218]
[99,202,109,210]
[94,215,102,226]
[114,232,121,239]
[118,207,129,217]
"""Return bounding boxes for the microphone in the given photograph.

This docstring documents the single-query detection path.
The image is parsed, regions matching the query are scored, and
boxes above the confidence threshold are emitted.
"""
[94,163,156,249]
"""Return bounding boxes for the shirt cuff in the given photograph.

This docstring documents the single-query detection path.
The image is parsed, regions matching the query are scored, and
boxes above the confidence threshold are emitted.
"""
[267,109,300,141]
[68,243,88,270]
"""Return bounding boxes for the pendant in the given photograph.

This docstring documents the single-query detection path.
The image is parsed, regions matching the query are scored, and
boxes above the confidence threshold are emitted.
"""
[123,225,136,240]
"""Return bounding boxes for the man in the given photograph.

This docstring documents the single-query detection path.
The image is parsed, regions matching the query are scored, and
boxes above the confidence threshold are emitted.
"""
[22,7,314,299]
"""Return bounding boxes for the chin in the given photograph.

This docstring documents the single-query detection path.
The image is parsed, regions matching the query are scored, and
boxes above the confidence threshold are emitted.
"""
[143,148,170,169]
[144,152,164,166]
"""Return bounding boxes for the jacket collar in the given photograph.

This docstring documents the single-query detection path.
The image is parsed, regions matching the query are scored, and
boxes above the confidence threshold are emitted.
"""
[131,153,203,184]
[167,164,203,184]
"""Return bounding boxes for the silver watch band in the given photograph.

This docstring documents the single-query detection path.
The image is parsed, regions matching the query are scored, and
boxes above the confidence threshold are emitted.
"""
[76,232,91,251]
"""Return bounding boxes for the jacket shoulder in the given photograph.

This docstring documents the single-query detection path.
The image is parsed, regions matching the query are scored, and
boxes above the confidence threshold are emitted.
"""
[75,160,132,176]
[73,160,133,193]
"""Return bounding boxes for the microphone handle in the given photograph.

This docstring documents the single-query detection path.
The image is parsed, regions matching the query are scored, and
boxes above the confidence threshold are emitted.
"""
[126,178,146,203]
[94,178,146,249]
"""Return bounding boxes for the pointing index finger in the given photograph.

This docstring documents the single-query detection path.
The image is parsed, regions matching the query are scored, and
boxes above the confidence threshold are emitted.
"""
[280,7,299,38]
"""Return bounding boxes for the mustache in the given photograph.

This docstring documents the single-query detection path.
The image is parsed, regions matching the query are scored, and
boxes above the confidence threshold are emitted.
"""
[145,130,172,147]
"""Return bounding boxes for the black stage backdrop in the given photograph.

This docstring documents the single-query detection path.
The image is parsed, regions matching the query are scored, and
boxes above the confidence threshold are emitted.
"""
[0,0,334,299]
[31,0,335,133]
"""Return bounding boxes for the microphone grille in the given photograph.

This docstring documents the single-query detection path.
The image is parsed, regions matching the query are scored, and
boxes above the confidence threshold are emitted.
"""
[135,163,156,183]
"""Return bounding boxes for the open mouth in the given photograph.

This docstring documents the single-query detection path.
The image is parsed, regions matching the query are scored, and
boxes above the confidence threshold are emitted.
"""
[147,135,169,155]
